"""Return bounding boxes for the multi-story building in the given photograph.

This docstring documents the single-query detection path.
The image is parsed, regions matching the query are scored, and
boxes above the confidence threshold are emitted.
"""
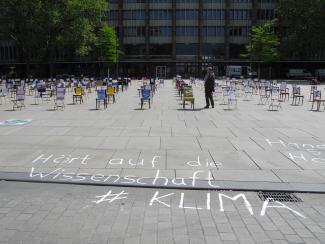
[0,0,281,78]
[107,0,278,77]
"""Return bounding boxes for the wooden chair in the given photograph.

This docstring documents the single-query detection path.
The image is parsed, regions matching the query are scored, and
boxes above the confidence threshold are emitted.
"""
[73,87,83,104]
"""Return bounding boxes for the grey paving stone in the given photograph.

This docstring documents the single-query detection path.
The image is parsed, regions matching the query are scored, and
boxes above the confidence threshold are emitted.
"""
[245,149,301,170]
[273,170,325,183]
[209,151,259,170]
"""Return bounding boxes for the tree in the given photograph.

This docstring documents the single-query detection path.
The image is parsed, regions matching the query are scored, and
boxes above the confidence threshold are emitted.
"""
[277,0,325,60]
[39,0,108,77]
[0,0,108,77]
[242,20,280,78]
[0,0,43,77]
[97,24,119,63]
[97,24,119,77]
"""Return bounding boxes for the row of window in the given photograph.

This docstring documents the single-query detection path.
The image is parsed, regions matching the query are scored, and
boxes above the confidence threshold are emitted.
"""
[123,26,250,37]
[111,0,277,4]
[109,9,272,21]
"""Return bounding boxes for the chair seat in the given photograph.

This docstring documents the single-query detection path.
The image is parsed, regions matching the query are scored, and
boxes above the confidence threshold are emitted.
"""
[183,97,194,101]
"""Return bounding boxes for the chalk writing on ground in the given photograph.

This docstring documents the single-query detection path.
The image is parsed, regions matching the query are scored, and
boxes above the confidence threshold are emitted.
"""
[91,189,306,219]
[265,139,325,164]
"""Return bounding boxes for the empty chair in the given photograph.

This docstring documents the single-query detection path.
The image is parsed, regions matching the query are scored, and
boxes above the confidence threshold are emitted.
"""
[0,84,8,104]
[96,89,107,109]
[214,84,223,101]
[309,85,318,101]
[243,82,253,101]
[141,89,151,109]
[259,85,270,105]
[311,90,325,111]
[220,87,230,105]
[269,88,282,111]
[54,88,65,110]
[73,87,83,104]
[106,86,116,104]
[279,82,290,101]
[292,86,304,105]
[182,87,195,110]
[227,88,238,109]
[12,87,25,110]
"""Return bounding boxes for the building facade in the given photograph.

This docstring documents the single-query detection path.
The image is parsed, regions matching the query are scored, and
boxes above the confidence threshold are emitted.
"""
[0,0,279,78]
[107,0,277,77]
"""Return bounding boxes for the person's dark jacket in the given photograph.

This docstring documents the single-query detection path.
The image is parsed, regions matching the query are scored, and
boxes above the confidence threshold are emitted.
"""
[205,73,215,93]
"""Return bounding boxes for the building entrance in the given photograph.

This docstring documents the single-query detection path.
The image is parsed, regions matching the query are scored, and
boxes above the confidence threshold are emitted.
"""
[156,66,167,78]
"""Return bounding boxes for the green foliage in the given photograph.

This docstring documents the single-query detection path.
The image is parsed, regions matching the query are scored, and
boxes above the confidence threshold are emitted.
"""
[0,0,108,62]
[0,0,43,59]
[278,0,325,60]
[97,24,119,63]
[242,20,280,63]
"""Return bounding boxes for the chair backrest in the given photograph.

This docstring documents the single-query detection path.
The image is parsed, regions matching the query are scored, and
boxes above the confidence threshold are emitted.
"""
[16,87,25,100]
[311,85,318,92]
[223,87,230,95]
[228,89,236,99]
[107,87,115,95]
[293,86,300,95]
[314,90,321,98]
[142,89,150,99]
[75,87,82,95]
[97,89,106,100]
[280,82,287,90]
[56,88,65,100]
[184,88,193,97]
[0,84,7,94]
[272,88,279,96]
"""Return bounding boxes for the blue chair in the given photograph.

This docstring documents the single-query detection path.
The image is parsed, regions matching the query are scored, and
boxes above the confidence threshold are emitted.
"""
[96,89,107,109]
[141,89,151,109]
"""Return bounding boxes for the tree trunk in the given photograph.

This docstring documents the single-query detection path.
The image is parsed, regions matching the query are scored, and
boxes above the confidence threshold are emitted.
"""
[24,48,31,78]
[48,45,55,79]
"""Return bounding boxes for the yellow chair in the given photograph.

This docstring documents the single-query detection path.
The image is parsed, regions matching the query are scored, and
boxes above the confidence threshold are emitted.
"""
[183,87,195,110]
[73,87,83,104]
[106,87,116,104]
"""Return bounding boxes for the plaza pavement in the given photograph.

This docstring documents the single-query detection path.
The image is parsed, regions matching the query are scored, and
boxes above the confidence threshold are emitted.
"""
[0,181,325,244]
[0,80,325,192]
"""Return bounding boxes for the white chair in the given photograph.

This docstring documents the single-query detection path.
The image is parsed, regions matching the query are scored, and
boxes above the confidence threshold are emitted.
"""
[54,88,65,110]
[0,84,8,104]
[12,87,25,110]
[227,89,238,110]
[269,88,282,111]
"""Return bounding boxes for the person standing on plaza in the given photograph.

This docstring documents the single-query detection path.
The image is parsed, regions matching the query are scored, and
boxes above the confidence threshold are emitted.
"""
[204,67,215,109]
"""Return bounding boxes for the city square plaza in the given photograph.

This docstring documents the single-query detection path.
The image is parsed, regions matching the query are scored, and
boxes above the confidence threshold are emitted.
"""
[0,79,324,192]
[0,79,325,243]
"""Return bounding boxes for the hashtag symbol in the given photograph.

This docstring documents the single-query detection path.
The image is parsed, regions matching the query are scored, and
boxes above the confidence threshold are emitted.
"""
[92,190,128,204]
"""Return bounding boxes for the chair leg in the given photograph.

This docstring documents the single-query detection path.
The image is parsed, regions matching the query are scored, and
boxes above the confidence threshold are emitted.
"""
[141,99,143,109]
[149,99,151,109]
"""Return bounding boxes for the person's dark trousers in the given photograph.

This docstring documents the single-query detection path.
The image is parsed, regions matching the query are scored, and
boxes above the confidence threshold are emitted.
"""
[205,90,214,108]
